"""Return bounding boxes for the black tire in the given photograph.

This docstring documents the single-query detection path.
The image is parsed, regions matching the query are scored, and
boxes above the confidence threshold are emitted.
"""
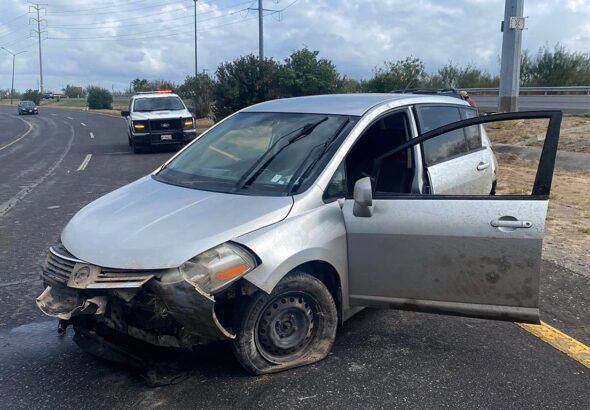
[131,138,141,154]
[232,271,337,375]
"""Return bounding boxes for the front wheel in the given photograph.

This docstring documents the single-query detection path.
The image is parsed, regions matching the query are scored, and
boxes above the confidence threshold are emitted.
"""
[232,271,337,375]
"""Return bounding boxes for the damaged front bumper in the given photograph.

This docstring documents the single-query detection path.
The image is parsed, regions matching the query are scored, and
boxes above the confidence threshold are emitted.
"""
[37,246,235,348]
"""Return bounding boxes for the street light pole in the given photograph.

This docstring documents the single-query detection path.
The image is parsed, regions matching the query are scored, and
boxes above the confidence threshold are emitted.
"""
[193,0,198,77]
[1,47,27,105]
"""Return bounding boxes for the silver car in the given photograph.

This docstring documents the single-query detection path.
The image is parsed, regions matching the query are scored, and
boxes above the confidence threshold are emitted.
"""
[37,94,561,375]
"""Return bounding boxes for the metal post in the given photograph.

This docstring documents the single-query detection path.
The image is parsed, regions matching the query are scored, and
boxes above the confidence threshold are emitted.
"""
[193,0,198,77]
[2,47,26,105]
[498,0,524,112]
[35,6,44,95]
[258,0,264,61]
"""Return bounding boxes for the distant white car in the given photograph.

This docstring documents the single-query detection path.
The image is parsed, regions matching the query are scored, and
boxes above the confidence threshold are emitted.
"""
[121,90,197,153]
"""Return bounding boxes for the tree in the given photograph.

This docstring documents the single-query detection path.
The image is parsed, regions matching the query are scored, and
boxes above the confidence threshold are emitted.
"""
[131,78,176,93]
[213,54,284,120]
[62,84,86,98]
[338,77,362,93]
[520,44,590,86]
[427,62,499,88]
[131,78,150,92]
[281,48,343,96]
[21,89,41,104]
[86,86,112,109]
[364,56,427,92]
[177,73,215,118]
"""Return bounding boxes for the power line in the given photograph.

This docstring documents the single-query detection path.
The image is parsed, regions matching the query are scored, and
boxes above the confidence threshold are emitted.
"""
[47,0,182,15]
[47,12,273,42]
[0,12,28,28]
[47,1,253,30]
[47,0,150,14]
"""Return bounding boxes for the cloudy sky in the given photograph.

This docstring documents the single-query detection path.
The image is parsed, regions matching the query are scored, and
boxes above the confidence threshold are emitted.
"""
[0,0,589,92]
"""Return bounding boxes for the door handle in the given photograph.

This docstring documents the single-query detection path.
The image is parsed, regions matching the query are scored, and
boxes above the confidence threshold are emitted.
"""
[477,161,490,171]
[491,219,533,229]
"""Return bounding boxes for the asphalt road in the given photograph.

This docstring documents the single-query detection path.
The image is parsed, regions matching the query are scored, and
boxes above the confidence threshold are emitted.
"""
[473,95,590,113]
[0,105,588,409]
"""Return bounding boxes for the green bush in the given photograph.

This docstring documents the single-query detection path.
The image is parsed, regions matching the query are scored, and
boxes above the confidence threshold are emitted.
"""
[21,89,41,105]
[213,54,284,120]
[177,73,215,118]
[86,86,112,109]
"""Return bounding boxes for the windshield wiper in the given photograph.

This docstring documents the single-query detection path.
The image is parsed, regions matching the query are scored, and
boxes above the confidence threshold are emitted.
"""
[286,118,350,194]
[233,117,329,191]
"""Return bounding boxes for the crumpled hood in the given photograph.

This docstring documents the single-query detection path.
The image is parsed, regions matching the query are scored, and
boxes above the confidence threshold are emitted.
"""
[61,176,293,269]
[131,110,191,120]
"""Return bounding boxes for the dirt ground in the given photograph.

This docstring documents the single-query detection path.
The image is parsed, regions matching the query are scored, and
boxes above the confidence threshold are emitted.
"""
[495,153,590,274]
[485,116,590,154]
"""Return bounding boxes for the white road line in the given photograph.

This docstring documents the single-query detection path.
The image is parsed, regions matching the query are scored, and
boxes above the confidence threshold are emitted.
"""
[81,122,86,127]
[89,132,94,139]
[50,113,57,116]
[67,116,73,120]
[0,121,75,218]
[77,154,92,171]
[0,118,33,152]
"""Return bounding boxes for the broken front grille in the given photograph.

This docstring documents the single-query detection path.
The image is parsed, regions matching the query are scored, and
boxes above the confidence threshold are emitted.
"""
[41,247,154,289]
[43,249,76,283]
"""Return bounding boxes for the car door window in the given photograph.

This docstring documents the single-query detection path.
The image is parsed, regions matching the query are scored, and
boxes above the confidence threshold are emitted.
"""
[460,108,482,151]
[323,162,347,203]
[344,110,414,196]
[417,106,468,165]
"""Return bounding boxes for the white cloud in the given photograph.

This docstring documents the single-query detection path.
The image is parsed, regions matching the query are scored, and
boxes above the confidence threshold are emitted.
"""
[0,0,588,92]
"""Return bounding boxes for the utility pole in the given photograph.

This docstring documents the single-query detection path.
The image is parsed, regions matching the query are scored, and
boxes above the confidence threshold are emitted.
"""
[248,1,277,61]
[1,47,27,104]
[258,0,264,61]
[498,0,525,112]
[193,0,198,77]
[28,2,46,95]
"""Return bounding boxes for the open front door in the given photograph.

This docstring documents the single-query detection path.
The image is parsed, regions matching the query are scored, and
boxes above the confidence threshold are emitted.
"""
[344,111,562,323]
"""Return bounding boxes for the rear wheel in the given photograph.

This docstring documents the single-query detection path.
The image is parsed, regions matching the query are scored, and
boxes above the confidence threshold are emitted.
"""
[232,271,337,375]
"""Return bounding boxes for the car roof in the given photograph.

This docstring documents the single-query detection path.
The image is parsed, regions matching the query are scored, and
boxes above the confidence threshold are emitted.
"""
[242,93,469,116]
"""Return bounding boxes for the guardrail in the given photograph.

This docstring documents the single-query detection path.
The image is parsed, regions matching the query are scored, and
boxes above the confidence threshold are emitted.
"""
[463,86,590,95]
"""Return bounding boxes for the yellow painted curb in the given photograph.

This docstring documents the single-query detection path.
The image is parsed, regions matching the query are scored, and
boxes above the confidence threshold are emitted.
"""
[518,321,590,368]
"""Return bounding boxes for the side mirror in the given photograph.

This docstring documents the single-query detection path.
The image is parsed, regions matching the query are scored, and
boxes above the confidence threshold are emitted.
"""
[121,110,130,117]
[353,177,373,217]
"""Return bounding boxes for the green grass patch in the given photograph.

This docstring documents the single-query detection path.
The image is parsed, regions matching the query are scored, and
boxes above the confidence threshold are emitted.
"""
[577,226,590,235]
[40,99,89,108]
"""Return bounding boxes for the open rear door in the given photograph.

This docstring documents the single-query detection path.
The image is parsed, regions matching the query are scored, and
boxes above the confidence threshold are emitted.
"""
[344,111,562,323]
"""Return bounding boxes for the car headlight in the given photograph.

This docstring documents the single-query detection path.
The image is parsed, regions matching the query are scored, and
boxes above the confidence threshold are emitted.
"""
[183,117,195,129]
[180,243,257,294]
[133,120,147,131]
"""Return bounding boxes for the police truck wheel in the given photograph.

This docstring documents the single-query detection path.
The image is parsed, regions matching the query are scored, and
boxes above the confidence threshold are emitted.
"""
[232,271,337,375]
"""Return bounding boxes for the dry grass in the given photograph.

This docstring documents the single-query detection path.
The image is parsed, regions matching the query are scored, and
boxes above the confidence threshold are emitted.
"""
[496,154,590,270]
[485,116,590,154]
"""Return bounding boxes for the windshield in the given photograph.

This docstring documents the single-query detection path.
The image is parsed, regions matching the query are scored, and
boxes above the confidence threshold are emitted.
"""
[133,96,184,112]
[21,101,35,107]
[154,112,356,196]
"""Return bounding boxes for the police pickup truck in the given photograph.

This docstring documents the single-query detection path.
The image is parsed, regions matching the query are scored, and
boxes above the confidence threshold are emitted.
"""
[121,90,197,153]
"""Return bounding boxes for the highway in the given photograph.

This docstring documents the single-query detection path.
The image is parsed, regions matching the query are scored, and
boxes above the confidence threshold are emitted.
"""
[0,105,588,409]
[473,95,590,113]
